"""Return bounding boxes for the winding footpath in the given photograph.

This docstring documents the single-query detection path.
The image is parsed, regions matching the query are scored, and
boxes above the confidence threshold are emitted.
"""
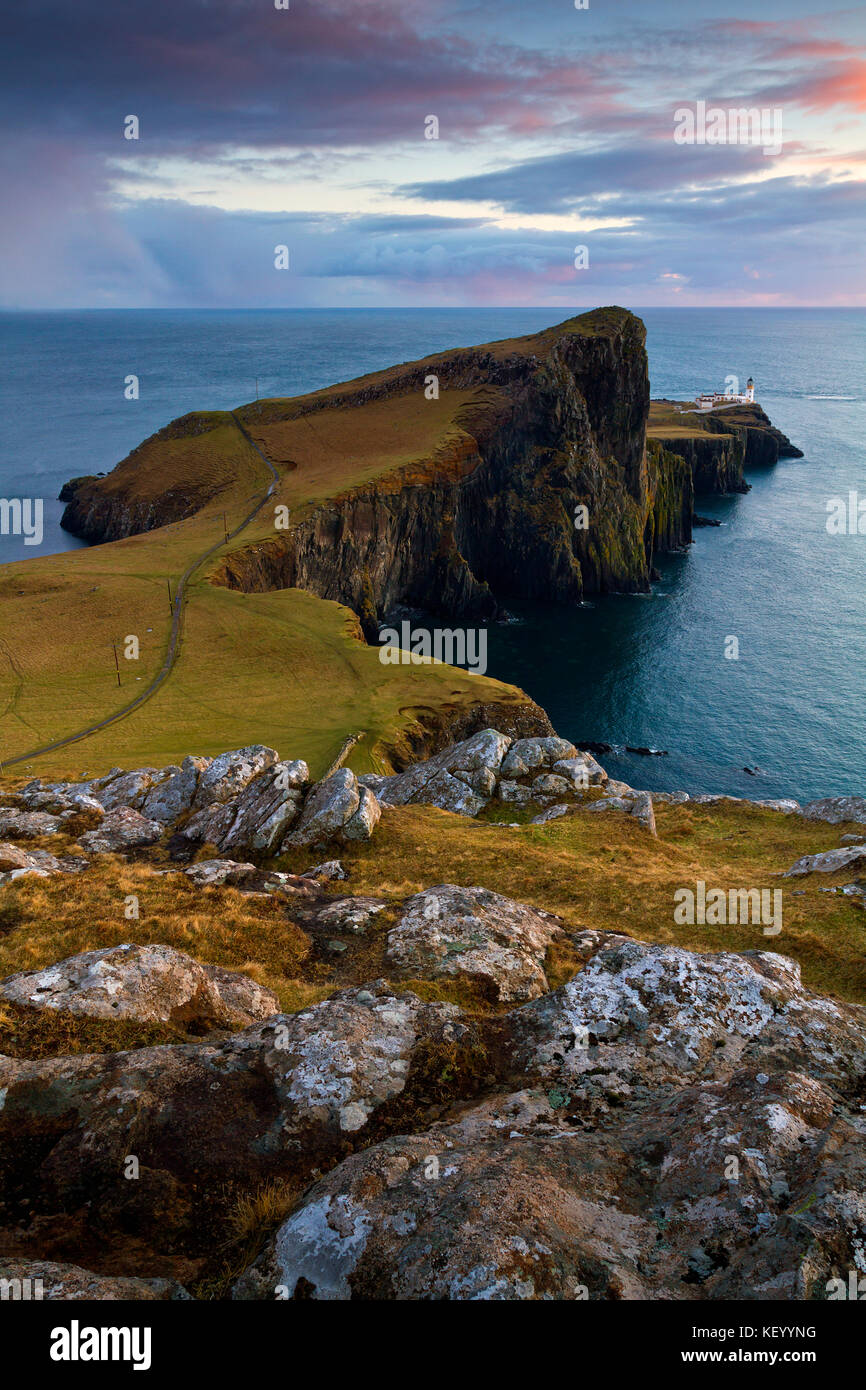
[0,414,279,772]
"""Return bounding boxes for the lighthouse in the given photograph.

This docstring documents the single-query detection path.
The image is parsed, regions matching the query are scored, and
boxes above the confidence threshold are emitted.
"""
[746,377,755,402]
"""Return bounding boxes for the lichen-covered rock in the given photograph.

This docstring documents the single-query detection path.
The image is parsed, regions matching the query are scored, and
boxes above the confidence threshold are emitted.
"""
[184,858,258,887]
[800,796,866,825]
[552,753,608,789]
[386,885,563,1002]
[77,806,162,853]
[0,842,64,874]
[141,755,211,823]
[0,1260,190,1301]
[192,745,281,809]
[233,1063,866,1302]
[284,769,378,848]
[529,773,573,804]
[98,767,171,813]
[629,791,657,836]
[0,808,64,838]
[184,760,308,854]
[313,898,388,934]
[500,737,577,779]
[496,780,533,806]
[0,943,277,1028]
[509,937,866,1094]
[0,983,465,1245]
[301,859,347,881]
[359,730,511,816]
[784,845,866,877]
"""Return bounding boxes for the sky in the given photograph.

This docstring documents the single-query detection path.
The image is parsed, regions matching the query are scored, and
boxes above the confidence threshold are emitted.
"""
[0,0,864,308]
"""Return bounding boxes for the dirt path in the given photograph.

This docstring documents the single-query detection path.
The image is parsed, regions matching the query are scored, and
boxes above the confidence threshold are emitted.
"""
[0,415,279,772]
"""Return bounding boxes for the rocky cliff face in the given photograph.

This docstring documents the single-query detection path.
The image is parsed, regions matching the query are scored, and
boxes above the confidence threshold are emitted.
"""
[648,400,803,499]
[213,309,692,635]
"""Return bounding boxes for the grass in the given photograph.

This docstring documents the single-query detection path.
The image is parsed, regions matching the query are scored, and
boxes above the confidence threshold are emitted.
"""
[0,309,638,781]
[1,795,864,1060]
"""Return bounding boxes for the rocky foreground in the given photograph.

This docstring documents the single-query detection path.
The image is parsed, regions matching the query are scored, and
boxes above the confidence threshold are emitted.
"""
[1,735,866,1300]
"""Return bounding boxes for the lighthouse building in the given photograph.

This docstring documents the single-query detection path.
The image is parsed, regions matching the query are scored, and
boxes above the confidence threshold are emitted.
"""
[695,377,755,411]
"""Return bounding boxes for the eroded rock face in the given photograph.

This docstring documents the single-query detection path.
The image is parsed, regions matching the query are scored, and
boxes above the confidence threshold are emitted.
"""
[141,755,211,823]
[184,760,309,855]
[192,745,281,809]
[386,885,564,1002]
[77,807,163,853]
[0,943,277,1029]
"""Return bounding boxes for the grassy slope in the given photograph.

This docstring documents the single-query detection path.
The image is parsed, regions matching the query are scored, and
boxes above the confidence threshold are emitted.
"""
[0,388,529,779]
[1,797,864,1065]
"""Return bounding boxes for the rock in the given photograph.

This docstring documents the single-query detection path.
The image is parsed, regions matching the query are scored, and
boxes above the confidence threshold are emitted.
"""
[0,842,64,874]
[754,799,800,813]
[0,983,465,1244]
[386,885,563,1002]
[0,943,278,1028]
[302,860,347,881]
[77,807,163,853]
[98,767,171,813]
[840,833,866,845]
[192,745,281,809]
[360,729,511,815]
[529,774,573,804]
[629,791,657,836]
[552,754,607,790]
[285,769,379,848]
[189,760,309,855]
[0,1260,189,1301]
[651,791,690,804]
[605,778,638,797]
[141,755,211,823]
[530,804,571,825]
[783,846,866,878]
[342,785,381,841]
[184,859,258,888]
[585,796,633,816]
[800,796,866,825]
[500,737,577,779]
[314,898,387,934]
[510,937,866,1094]
[0,808,63,838]
[496,780,533,806]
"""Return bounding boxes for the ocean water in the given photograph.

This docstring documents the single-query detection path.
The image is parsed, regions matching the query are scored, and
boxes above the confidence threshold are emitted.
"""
[0,308,863,801]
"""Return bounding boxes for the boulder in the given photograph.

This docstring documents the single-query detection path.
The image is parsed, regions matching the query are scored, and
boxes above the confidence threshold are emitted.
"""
[302,860,347,881]
[98,768,172,813]
[0,983,466,1244]
[629,791,657,836]
[784,845,866,878]
[500,737,577,778]
[184,859,258,888]
[77,807,162,853]
[314,898,387,934]
[0,942,278,1028]
[184,760,309,855]
[529,774,573,804]
[386,884,564,1002]
[0,842,64,874]
[284,769,378,848]
[800,796,866,825]
[496,780,533,806]
[359,729,511,816]
[553,753,607,790]
[192,745,281,809]
[0,808,64,838]
[141,755,211,823]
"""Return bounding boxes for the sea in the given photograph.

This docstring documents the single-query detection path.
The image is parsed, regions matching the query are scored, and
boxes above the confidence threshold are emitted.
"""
[0,307,863,801]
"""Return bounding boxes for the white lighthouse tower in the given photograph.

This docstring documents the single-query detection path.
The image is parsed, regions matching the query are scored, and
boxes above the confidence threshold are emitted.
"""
[746,377,755,402]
